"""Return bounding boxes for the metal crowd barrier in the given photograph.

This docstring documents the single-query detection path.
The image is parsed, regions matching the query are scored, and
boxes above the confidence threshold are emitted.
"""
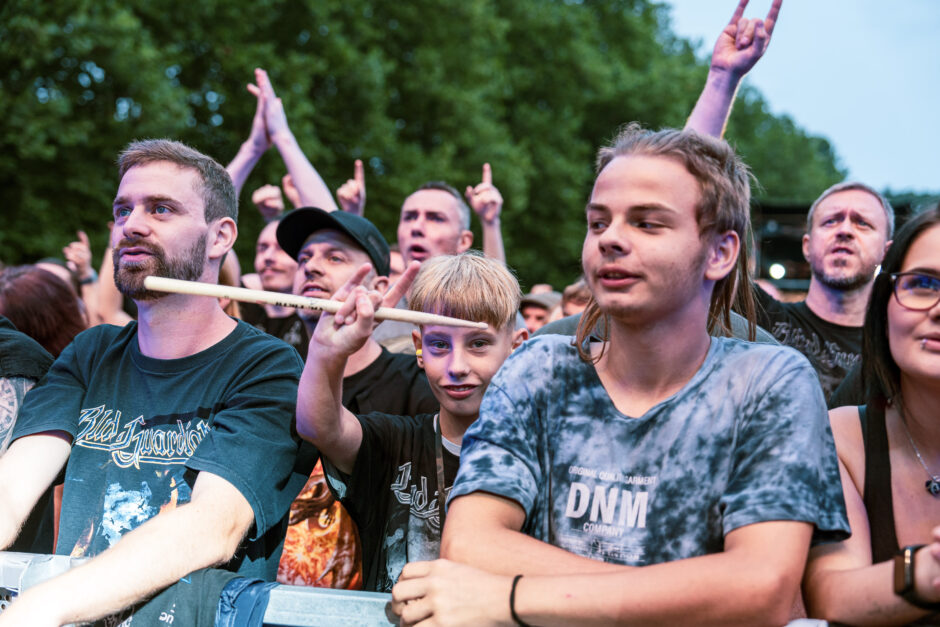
[0,551,395,626]
[0,552,831,626]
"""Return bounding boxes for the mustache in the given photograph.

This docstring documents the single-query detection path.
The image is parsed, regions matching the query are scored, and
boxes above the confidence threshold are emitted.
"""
[114,237,165,257]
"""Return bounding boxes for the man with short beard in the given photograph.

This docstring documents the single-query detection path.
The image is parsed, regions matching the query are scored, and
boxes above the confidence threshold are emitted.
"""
[0,139,310,624]
[755,181,893,400]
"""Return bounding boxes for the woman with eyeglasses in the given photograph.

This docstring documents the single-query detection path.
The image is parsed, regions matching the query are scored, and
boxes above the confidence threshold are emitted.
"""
[804,204,940,625]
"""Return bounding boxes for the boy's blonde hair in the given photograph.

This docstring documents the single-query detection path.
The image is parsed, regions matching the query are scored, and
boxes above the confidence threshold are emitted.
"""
[408,252,521,330]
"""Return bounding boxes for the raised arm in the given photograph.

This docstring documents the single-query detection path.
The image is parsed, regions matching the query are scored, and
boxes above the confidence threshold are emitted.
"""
[685,0,782,138]
[96,223,133,326]
[225,77,271,196]
[296,265,374,474]
[0,470,254,625]
[63,230,100,326]
[255,68,339,212]
[336,159,367,216]
[400,519,811,626]
[296,261,419,472]
[465,163,506,264]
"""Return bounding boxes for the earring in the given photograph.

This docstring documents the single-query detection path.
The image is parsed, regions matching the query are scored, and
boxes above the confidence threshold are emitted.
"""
[416,349,422,357]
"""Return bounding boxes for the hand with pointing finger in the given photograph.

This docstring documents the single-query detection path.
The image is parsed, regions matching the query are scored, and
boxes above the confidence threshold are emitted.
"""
[63,230,94,282]
[336,159,366,216]
[465,163,502,226]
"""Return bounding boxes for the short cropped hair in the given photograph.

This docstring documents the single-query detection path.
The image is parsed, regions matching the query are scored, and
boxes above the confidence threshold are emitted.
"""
[577,123,757,359]
[408,252,521,331]
[807,181,895,237]
[118,139,237,223]
[416,181,471,230]
[862,202,940,409]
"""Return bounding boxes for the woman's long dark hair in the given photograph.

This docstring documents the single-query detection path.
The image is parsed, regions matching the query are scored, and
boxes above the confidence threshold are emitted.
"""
[862,203,940,408]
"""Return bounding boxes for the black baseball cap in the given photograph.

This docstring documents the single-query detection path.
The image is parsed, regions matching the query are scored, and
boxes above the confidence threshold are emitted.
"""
[276,207,391,277]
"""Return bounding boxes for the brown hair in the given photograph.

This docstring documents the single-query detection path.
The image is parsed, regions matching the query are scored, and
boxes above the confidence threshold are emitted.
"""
[0,265,88,357]
[118,139,237,223]
[408,252,521,330]
[576,123,757,361]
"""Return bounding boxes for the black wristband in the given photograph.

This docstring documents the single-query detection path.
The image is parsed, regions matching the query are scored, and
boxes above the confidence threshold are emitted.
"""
[510,574,532,627]
[79,269,98,285]
[894,545,940,611]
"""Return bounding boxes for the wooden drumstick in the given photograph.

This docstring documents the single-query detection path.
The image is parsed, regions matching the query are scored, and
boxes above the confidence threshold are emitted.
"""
[143,276,488,329]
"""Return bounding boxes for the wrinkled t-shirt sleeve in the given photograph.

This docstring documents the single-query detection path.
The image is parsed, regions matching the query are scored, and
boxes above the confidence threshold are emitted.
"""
[720,350,850,545]
[12,334,92,441]
[186,343,305,542]
[447,346,543,518]
[323,411,399,529]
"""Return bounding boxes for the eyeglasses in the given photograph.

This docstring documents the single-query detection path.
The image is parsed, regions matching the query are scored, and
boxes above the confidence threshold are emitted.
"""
[891,272,940,311]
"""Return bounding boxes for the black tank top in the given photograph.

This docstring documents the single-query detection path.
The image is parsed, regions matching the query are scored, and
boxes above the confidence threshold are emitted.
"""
[859,404,900,563]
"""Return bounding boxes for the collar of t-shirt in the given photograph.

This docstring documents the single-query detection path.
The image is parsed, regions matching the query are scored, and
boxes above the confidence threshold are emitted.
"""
[433,414,462,457]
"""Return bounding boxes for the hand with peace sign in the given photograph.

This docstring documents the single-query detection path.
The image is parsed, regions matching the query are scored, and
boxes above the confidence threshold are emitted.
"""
[465,163,503,226]
[336,159,367,216]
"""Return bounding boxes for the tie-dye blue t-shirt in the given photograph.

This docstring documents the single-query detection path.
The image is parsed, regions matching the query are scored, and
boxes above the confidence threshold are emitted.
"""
[450,335,849,565]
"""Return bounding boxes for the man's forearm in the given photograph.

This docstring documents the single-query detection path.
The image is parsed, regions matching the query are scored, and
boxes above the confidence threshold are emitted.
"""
[481,219,506,264]
[442,512,622,576]
[0,434,71,551]
[296,347,359,473]
[685,68,743,139]
[270,132,339,212]
[1,474,251,625]
[511,547,797,627]
[226,141,267,196]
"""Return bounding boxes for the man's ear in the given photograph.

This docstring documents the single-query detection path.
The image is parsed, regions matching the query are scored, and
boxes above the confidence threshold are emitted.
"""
[412,329,423,368]
[801,232,811,262]
[511,328,528,350]
[457,230,474,254]
[369,275,390,294]
[704,230,740,282]
[209,217,237,261]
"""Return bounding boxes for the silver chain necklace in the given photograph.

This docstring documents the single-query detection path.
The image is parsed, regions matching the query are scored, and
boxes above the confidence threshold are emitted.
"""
[898,412,940,497]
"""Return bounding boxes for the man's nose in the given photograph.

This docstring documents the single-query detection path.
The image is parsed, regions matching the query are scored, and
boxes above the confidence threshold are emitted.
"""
[122,207,149,238]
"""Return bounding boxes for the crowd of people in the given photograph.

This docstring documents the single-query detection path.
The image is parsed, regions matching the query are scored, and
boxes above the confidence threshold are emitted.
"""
[0,0,938,625]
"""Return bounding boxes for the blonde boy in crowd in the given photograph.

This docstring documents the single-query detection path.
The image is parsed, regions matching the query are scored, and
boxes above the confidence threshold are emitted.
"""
[295,253,526,592]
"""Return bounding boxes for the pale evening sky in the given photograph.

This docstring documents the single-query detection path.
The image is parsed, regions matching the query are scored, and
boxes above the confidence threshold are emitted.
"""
[666,0,940,195]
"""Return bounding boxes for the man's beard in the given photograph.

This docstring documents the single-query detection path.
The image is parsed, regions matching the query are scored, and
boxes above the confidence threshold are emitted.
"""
[113,236,207,301]
[810,256,878,292]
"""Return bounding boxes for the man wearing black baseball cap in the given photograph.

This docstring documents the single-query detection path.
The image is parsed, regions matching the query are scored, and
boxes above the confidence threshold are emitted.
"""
[274,207,438,588]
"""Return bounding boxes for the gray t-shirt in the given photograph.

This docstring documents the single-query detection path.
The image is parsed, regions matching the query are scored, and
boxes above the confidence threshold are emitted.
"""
[450,335,849,565]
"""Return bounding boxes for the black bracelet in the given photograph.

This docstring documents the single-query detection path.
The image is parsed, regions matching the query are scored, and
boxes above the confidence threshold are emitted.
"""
[79,269,98,285]
[510,574,532,627]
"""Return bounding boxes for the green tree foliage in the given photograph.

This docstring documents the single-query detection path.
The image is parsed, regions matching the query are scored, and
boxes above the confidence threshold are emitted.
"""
[0,0,845,288]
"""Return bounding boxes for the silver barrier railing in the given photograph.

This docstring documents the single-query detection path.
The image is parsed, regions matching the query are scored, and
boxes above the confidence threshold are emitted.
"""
[0,552,832,626]
[0,552,395,626]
